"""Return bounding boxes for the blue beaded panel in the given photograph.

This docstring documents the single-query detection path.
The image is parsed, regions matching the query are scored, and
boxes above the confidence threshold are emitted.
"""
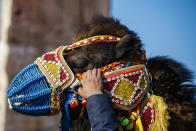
[7,63,52,116]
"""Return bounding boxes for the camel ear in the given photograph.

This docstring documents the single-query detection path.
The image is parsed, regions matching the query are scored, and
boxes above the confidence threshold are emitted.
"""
[115,34,142,59]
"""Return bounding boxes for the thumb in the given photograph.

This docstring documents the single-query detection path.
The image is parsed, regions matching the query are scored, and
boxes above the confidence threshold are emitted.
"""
[78,86,84,97]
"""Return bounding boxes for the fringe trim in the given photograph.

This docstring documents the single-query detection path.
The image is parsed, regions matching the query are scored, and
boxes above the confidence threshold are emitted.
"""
[150,95,170,131]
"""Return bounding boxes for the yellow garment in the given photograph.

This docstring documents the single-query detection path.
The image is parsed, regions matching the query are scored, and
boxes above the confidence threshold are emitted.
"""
[150,95,170,131]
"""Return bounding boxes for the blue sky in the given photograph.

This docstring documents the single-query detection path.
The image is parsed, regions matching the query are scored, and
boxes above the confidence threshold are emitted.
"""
[111,0,196,84]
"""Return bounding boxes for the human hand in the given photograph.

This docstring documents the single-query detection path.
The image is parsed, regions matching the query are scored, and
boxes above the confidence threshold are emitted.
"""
[78,69,103,98]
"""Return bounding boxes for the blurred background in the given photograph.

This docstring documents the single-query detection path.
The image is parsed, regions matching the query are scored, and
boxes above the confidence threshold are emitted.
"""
[0,0,195,131]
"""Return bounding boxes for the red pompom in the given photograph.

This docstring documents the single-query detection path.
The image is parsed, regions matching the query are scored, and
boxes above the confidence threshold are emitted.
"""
[81,98,86,106]
[70,98,78,108]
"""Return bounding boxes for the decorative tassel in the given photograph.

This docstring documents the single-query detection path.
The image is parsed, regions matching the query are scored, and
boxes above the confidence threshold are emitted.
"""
[150,94,170,131]
[134,105,143,131]
[70,93,78,108]
[81,98,86,106]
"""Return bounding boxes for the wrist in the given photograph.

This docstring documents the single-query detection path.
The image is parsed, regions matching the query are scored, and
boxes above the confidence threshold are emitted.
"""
[87,92,103,98]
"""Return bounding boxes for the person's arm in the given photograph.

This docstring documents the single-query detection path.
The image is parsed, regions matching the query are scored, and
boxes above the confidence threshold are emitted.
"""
[78,69,119,131]
[87,94,119,131]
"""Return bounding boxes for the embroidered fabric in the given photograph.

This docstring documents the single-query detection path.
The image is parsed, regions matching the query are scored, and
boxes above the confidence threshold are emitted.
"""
[35,46,76,92]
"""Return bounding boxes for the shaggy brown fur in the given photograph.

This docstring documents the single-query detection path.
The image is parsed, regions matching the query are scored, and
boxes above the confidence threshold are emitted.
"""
[62,15,196,131]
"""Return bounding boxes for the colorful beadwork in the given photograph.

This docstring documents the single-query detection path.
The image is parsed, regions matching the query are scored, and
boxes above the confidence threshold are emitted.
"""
[7,34,157,130]
[64,35,154,130]
[116,96,155,131]
[104,65,149,110]
[141,100,155,130]
[76,65,149,110]
[50,87,60,115]
[74,49,148,110]
[35,46,75,92]
[67,35,121,50]
[75,50,146,80]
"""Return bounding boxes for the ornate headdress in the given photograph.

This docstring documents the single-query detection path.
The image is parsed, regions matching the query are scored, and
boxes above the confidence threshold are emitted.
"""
[7,35,170,131]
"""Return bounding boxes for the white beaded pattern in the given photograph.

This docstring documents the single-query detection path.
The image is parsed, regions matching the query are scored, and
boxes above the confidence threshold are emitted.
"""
[104,68,148,106]
[38,47,70,87]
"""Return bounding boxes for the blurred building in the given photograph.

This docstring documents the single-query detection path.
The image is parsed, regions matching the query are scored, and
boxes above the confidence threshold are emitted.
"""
[0,0,109,131]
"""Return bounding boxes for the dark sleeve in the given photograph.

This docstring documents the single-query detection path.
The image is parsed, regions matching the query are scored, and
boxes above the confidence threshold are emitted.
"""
[86,94,119,131]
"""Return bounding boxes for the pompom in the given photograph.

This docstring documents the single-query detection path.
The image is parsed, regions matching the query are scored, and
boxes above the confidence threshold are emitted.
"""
[70,98,78,108]
[121,118,129,126]
[130,111,137,121]
[81,98,86,106]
